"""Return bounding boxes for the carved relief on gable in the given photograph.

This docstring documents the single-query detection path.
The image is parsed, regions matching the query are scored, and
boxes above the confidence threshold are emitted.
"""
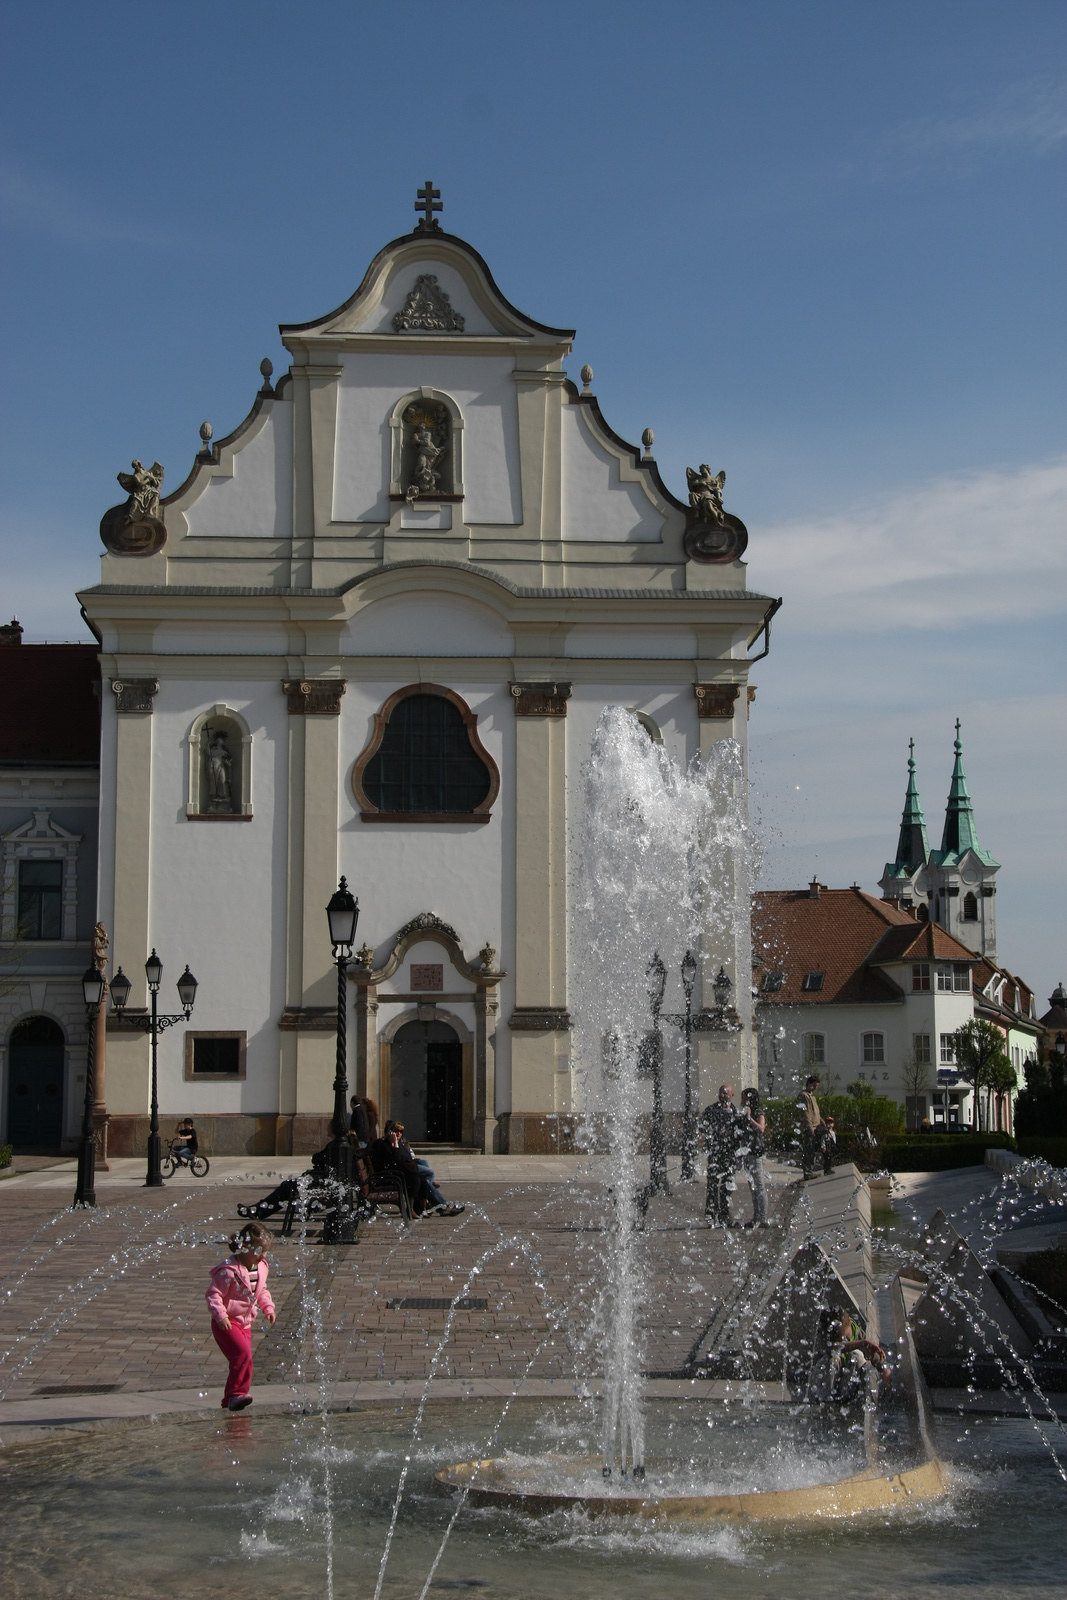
[392,274,465,333]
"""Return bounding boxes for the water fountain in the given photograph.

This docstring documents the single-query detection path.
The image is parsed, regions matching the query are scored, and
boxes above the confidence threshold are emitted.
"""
[1,708,1066,1598]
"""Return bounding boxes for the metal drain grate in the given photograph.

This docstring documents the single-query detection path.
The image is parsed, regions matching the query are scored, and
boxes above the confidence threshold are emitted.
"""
[34,1383,125,1396]
[386,1297,487,1311]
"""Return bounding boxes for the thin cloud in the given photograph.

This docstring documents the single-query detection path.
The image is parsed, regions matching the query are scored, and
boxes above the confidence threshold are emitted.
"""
[887,76,1067,158]
[747,456,1067,634]
[0,161,200,252]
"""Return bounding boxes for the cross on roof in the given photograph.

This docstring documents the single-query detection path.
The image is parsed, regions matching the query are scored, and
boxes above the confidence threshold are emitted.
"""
[414,181,442,233]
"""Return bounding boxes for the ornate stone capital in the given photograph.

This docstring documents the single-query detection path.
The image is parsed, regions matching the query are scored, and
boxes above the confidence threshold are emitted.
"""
[508,1006,572,1032]
[277,1006,337,1031]
[111,679,159,714]
[694,684,740,720]
[510,682,572,718]
[282,679,346,715]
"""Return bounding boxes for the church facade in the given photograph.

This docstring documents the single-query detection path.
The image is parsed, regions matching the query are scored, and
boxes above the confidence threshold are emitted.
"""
[79,192,776,1156]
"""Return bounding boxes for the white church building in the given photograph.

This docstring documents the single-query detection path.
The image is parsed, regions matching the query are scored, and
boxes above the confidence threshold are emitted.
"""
[79,188,777,1157]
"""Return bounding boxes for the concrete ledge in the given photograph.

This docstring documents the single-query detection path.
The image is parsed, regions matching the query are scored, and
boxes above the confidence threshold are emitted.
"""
[985,1147,1067,1204]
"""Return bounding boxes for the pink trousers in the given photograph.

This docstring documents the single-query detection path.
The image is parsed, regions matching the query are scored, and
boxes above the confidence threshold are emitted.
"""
[211,1319,253,1404]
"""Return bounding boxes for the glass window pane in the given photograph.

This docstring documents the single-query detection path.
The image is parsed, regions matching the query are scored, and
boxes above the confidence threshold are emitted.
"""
[18,860,63,940]
[363,694,491,814]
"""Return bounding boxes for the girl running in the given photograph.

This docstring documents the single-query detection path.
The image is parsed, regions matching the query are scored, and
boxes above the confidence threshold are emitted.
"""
[206,1221,276,1411]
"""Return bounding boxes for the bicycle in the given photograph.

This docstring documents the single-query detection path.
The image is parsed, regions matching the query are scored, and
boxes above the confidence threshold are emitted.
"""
[161,1141,210,1178]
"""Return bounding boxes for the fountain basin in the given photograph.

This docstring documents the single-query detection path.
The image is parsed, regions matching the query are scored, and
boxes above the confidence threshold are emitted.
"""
[435,1452,947,1521]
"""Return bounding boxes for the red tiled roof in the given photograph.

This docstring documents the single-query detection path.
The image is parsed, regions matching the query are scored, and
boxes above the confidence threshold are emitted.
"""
[0,645,101,764]
[865,921,980,965]
[753,887,914,1006]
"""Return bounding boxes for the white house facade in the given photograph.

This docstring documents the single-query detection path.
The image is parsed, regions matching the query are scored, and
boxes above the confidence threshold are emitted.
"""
[79,192,777,1156]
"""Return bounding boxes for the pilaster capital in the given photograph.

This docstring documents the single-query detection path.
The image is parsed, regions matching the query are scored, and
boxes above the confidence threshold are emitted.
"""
[510,681,572,718]
[283,678,346,715]
[111,678,159,715]
[694,683,740,720]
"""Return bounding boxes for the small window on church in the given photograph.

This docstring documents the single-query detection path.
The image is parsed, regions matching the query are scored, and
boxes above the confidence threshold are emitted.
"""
[916,904,929,923]
[353,686,500,823]
[962,892,978,921]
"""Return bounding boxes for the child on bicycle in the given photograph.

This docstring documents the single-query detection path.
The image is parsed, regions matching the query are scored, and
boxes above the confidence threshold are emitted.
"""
[172,1117,198,1161]
[205,1221,276,1411]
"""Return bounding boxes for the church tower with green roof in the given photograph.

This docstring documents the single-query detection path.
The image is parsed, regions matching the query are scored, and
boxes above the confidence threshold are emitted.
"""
[880,725,999,960]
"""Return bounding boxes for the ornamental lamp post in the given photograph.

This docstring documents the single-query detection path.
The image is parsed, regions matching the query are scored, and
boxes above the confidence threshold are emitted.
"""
[713,965,733,1019]
[72,964,106,1209]
[110,954,198,1188]
[327,876,359,1166]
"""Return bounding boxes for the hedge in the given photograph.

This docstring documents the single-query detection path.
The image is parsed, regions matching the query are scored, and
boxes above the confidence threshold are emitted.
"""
[0,1143,11,1169]
[763,1093,904,1156]
[879,1131,1015,1171]
[1016,1136,1067,1168]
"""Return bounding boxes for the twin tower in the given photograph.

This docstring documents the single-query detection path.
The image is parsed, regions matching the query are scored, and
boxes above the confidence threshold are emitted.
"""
[879,725,999,961]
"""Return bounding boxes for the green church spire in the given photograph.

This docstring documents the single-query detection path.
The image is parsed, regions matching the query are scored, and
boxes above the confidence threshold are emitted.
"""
[893,738,929,871]
[935,720,997,865]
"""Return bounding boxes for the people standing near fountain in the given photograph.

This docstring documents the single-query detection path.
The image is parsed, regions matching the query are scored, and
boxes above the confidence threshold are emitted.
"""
[798,1074,834,1179]
[738,1086,769,1227]
[700,1084,741,1226]
[205,1221,276,1411]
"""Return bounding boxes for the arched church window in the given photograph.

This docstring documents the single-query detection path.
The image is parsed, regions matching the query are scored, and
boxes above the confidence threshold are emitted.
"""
[962,891,978,921]
[353,685,500,823]
[916,903,929,923]
[186,706,253,820]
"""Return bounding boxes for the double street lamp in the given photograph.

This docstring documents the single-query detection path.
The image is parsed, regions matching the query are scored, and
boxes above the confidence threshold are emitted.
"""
[110,952,198,1187]
[72,964,107,1208]
[643,954,735,1199]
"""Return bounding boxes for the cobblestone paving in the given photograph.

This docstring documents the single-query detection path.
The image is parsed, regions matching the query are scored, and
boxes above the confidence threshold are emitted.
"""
[0,1165,796,1404]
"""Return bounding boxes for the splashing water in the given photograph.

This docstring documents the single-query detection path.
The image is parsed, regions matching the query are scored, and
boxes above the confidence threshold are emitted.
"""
[570,707,754,1476]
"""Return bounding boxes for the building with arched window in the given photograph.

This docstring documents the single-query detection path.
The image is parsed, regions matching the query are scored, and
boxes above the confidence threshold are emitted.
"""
[77,194,775,1156]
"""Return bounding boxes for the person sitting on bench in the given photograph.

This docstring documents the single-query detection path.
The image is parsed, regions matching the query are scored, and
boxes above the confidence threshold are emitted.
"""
[389,1121,464,1216]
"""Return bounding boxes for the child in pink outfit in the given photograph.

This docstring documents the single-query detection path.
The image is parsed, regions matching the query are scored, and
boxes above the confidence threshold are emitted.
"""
[206,1221,276,1411]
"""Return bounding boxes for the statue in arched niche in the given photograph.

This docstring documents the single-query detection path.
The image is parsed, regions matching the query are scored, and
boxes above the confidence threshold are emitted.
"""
[205,726,234,812]
[402,402,451,500]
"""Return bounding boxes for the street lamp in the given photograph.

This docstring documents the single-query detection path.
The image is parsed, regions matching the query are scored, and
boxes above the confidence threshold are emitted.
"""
[643,952,670,1201]
[323,877,359,1241]
[110,953,198,1187]
[769,1025,786,1098]
[713,966,733,1018]
[72,964,106,1208]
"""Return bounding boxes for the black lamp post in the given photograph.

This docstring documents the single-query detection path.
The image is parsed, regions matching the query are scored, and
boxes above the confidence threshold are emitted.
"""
[650,950,702,1181]
[643,952,670,1200]
[322,877,359,1244]
[712,965,733,1020]
[72,964,106,1208]
[110,953,198,1187]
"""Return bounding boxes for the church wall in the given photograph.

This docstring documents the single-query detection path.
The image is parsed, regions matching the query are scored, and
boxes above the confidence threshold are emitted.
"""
[559,407,665,543]
[331,354,522,524]
[340,593,514,657]
[182,401,294,540]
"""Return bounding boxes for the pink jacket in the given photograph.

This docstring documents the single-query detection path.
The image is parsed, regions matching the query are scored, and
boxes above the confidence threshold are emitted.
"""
[205,1257,276,1330]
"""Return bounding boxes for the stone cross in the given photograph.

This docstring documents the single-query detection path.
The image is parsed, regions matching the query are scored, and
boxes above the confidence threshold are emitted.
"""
[414,181,442,232]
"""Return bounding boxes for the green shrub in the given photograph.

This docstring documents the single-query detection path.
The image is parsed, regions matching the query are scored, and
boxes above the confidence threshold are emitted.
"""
[1016,1136,1067,1168]
[879,1132,1015,1171]
[762,1093,904,1159]
[0,1143,12,1169]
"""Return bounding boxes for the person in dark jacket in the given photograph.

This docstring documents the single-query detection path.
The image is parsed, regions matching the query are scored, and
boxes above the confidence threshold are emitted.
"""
[699,1085,741,1226]
[737,1086,769,1226]
[365,1125,437,1216]
[349,1096,379,1147]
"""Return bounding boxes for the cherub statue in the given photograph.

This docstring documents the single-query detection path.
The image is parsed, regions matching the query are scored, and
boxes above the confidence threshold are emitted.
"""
[686,464,727,526]
[117,460,165,522]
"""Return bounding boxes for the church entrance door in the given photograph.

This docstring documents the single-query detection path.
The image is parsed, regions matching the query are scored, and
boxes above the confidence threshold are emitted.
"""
[390,1020,462,1143]
[7,1016,65,1149]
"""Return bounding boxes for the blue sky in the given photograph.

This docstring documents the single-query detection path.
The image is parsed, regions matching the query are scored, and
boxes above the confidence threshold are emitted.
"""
[2,2,1064,1000]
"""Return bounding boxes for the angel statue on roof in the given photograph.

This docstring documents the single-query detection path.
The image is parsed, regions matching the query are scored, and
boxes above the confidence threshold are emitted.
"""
[686,464,727,526]
[117,459,165,522]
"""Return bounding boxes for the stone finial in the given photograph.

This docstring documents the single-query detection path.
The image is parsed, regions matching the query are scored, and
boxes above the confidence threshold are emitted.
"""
[580,364,594,394]
[355,942,375,970]
[259,357,274,394]
[479,942,497,971]
[642,428,655,459]
[199,422,213,454]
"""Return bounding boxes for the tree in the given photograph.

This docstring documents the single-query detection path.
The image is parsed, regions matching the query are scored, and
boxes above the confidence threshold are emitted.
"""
[952,1020,1012,1133]
[988,1053,1018,1133]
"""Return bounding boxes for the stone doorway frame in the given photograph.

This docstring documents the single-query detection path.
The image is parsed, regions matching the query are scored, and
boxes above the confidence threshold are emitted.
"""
[351,912,504,1152]
[378,1008,473,1143]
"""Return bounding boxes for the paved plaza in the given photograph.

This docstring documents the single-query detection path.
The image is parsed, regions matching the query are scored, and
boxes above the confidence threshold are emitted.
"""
[0,1154,808,1443]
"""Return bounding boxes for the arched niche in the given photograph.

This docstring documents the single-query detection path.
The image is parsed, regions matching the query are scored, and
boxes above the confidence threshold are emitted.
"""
[186,705,253,820]
[389,387,465,501]
[352,684,500,823]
